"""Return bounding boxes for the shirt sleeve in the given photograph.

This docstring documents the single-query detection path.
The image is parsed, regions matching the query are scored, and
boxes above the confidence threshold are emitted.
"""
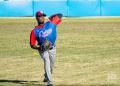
[30,30,36,46]
[49,14,63,25]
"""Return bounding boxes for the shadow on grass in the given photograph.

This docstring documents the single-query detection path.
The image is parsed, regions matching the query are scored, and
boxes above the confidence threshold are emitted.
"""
[0,79,119,86]
[55,84,120,86]
[0,79,44,86]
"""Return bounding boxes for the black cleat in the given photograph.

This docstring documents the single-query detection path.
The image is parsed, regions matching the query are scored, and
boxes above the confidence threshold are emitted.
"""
[43,78,48,82]
[47,84,53,86]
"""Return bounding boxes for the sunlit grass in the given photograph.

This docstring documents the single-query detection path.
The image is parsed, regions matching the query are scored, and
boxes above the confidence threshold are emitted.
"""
[0,18,120,86]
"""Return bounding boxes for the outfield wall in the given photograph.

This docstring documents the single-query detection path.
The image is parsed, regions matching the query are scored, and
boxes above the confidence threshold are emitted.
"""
[0,0,120,17]
[0,0,33,17]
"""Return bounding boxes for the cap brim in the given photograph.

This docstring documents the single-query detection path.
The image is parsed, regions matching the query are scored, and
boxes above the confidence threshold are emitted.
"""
[36,14,46,17]
[43,14,46,16]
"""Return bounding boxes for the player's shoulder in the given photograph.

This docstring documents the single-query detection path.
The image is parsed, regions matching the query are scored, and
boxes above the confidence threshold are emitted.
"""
[45,21,57,27]
[31,26,38,33]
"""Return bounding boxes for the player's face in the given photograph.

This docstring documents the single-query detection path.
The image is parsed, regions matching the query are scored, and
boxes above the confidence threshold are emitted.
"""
[37,16,45,24]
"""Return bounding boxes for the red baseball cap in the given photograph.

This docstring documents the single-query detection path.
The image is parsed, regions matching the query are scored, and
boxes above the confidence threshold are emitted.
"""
[36,11,46,17]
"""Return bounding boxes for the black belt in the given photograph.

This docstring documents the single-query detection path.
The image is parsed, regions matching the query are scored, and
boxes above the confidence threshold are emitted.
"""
[49,45,55,50]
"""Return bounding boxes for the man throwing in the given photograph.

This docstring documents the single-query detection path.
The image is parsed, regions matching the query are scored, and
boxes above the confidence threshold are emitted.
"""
[30,11,63,86]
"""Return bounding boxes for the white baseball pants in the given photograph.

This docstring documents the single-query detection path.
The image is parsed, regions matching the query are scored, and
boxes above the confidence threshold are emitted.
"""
[38,47,56,85]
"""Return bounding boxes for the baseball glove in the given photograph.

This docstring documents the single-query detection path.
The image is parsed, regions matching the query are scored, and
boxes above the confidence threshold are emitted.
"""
[40,39,52,51]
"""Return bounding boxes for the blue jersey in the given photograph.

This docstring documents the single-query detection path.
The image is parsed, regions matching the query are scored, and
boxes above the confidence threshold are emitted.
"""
[34,21,57,46]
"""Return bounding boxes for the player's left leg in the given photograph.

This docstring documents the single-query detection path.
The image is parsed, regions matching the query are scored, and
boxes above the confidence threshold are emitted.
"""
[48,47,56,74]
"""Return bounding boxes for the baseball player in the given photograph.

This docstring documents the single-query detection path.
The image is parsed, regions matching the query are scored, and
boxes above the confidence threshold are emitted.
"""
[30,11,62,86]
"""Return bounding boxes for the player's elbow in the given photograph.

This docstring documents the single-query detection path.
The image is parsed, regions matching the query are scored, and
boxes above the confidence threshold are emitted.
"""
[30,44,34,49]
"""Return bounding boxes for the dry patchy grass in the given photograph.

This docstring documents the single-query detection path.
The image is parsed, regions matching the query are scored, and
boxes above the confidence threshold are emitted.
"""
[0,17,120,86]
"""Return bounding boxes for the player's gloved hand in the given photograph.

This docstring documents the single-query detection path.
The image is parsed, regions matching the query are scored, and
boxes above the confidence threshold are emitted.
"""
[39,39,52,52]
[38,46,45,52]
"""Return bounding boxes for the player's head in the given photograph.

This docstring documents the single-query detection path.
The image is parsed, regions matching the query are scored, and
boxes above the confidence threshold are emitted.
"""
[36,11,46,25]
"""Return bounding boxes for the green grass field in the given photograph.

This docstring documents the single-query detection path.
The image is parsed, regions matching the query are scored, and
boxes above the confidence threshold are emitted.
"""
[0,17,120,86]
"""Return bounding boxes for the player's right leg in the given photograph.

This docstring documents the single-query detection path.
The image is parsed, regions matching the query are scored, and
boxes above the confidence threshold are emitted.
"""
[38,50,53,85]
